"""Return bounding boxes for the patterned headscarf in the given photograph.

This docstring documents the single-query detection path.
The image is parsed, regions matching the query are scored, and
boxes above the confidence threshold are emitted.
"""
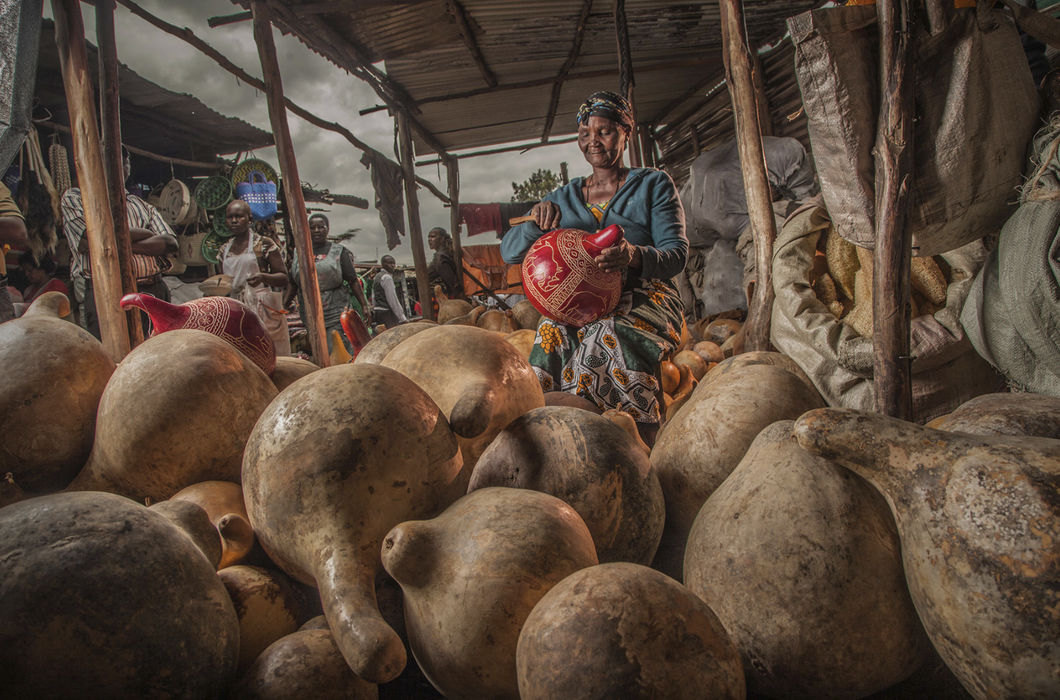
[576,91,635,133]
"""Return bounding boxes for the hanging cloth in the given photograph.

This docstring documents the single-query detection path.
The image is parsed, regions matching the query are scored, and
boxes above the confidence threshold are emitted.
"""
[360,150,405,250]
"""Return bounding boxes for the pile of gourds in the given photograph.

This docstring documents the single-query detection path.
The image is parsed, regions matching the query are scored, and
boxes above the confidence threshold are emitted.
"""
[1,291,1057,700]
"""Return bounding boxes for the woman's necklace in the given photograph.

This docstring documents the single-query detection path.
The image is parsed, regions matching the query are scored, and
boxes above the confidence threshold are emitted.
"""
[584,169,627,203]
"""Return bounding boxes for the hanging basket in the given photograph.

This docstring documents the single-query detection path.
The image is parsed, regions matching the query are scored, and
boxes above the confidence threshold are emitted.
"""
[194,175,233,211]
[201,231,226,264]
[211,207,235,238]
[230,158,278,189]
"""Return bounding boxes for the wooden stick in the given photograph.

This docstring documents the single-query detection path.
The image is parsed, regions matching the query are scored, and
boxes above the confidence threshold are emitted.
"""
[508,215,536,226]
[251,2,329,365]
[719,0,775,352]
[96,0,144,349]
[614,0,643,168]
[446,156,466,298]
[415,136,578,167]
[397,108,434,321]
[872,0,914,419]
[52,0,131,362]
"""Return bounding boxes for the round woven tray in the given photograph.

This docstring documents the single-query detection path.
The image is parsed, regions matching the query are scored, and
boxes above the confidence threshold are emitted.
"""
[230,158,279,188]
[211,207,235,238]
[201,232,226,265]
[194,176,233,211]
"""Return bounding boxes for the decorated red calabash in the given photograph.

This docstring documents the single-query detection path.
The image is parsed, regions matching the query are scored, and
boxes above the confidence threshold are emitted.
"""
[120,293,277,375]
[521,224,625,327]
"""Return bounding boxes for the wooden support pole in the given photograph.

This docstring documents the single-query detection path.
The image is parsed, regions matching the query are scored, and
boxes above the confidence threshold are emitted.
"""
[751,51,774,137]
[397,108,434,321]
[95,0,143,349]
[446,156,465,298]
[872,0,914,419]
[52,0,131,362]
[614,0,643,167]
[719,0,776,352]
[924,0,950,34]
[251,1,329,365]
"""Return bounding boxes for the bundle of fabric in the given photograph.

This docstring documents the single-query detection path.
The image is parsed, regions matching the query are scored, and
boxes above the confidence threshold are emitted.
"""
[771,205,1004,423]
[960,119,1060,396]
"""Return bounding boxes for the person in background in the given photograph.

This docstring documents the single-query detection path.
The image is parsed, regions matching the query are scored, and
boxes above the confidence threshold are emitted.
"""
[372,254,407,329]
[16,251,70,313]
[0,180,29,322]
[218,199,290,356]
[427,226,463,300]
[60,147,177,338]
[500,90,688,447]
[286,212,370,354]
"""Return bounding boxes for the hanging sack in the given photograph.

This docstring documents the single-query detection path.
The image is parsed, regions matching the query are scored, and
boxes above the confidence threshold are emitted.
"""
[789,5,1038,256]
[235,170,278,221]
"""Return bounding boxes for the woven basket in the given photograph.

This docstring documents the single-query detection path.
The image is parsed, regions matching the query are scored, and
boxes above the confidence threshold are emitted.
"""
[212,207,235,238]
[178,231,208,266]
[194,176,233,211]
[201,232,225,265]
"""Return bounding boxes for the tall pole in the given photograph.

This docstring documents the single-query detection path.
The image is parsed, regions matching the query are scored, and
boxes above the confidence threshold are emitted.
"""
[614,0,643,167]
[719,0,776,352]
[397,108,433,321]
[872,0,914,419]
[52,0,131,362]
[95,0,143,349]
[251,1,328,365]
[446,156,465,299]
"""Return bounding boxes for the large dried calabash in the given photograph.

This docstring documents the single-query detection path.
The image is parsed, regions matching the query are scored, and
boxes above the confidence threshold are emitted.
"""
[521,224,624,326]
[121,292,276,375]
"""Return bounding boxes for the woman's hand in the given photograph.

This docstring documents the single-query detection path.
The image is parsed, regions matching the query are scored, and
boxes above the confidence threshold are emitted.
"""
[246,272,265,287]
[595,239,641,273]
[530,201,561,231]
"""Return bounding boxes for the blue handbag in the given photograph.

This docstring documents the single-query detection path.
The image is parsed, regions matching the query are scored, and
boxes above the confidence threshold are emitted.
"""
[235,170,278,221]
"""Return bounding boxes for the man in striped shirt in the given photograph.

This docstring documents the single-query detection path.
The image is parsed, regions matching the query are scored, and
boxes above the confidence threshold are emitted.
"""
[61,149,177,338]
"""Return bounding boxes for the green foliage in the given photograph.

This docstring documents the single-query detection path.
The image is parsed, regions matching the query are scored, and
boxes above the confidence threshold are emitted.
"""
[511,168,561,202]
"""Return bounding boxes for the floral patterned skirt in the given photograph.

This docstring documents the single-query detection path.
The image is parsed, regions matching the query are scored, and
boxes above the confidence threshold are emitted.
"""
[529,277,684,423]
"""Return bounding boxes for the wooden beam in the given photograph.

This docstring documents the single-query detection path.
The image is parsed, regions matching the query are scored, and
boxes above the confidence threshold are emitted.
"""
[872,0,914,419]
[207,11,251,28]
[416,176,451,207]
[923,0,949,34]
[445,156,465,298]
[614,0,642,167]
[52,0,131,361]
[542,0,594,142]
[397,108,434,321]
[38,120,224,169]
[114,1,451,205]
[415,135,578,167]
[95,0,143,349]
[445,0,497,88]
[719,0,775,352]
[251,1,330,365]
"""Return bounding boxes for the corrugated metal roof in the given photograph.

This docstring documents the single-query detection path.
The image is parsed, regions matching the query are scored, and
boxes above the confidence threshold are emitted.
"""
[35,18,273,159]
[243,0,821,170]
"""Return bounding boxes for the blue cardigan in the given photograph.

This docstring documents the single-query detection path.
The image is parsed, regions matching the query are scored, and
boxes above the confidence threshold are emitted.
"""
[499,168,689,282]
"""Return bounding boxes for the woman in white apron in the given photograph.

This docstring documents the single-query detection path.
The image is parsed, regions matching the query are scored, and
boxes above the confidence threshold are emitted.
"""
[218,199,291,356]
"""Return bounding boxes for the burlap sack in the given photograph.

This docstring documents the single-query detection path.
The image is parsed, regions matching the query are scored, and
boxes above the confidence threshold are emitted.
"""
[961,121,1060,396]
[771,206,1004,423]
[789,5,1038,257]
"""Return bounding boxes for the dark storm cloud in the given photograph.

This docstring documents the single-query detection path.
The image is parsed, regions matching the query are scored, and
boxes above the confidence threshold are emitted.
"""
[64,0,583,264]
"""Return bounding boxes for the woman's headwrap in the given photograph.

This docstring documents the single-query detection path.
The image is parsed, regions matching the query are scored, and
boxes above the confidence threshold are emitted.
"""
[576,91,635,133]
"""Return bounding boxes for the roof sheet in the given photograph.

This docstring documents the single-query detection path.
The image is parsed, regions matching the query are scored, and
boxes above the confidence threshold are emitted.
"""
[35,19,274,160]
[243,0,821,159]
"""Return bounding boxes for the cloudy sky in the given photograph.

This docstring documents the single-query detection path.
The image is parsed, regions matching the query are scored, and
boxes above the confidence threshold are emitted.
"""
[51,0,585,265]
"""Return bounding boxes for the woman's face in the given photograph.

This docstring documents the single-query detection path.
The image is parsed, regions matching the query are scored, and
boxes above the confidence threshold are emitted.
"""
[578,115,627,170]
[309,217,329,245]
[226,202,251,236]
[427,230,443,251]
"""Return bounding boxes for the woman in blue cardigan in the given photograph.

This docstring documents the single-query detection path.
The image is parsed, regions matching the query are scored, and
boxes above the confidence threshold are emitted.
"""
[501,91,688,445]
